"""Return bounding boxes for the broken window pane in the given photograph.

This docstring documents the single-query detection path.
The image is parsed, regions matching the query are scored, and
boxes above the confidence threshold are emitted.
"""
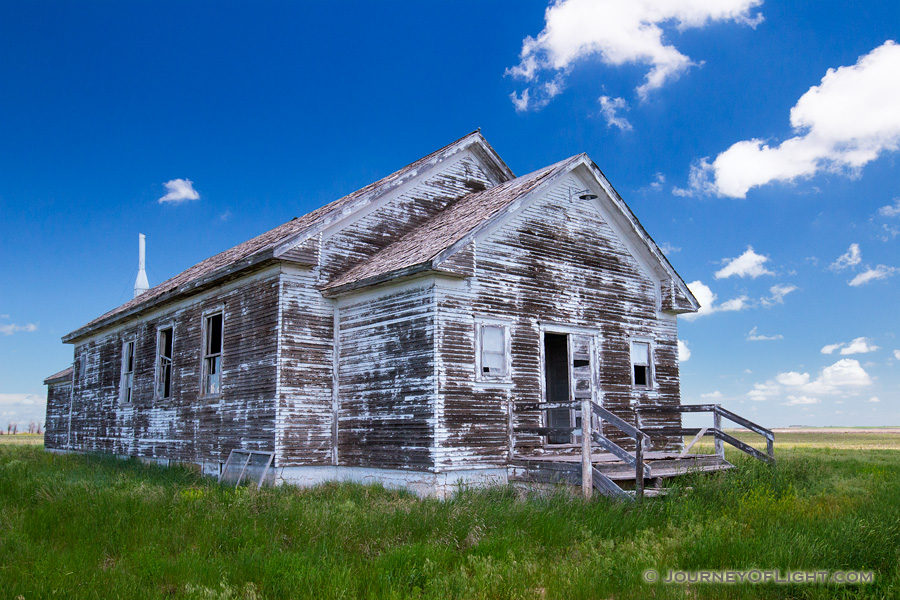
[157,327,173,399]
[204,313,223,395]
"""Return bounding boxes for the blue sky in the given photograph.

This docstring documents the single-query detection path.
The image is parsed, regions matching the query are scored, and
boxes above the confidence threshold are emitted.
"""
[1,0,898,428]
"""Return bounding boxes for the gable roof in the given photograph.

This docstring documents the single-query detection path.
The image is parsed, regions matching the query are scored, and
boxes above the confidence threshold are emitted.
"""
[323,153,700,314]
[44,366,74,385]
[323,154,583,293]
[63,131,513,343]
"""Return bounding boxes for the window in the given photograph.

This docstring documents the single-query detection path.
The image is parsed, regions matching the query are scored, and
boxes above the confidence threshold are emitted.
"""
[202,313,223,395]
[156,327,173,399]
[631,341,652,388]
[121,340,135,403]
[477,323,509,381]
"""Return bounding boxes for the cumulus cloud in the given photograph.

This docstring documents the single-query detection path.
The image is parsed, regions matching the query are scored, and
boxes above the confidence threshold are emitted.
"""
[701,391,723,399]
[598,96,633,131]
[680,280,750,321]
[681,41,900,198]
[159,178,200,204]
[715,247,774,279]
[829,243,862,271]
[878,198,900,217]
[748,381,780,402]
[677,340,691,362]
[849,265,897,286]
[506,0,764,111]
[868,396,880,403]
[750,358,873,401]
[747,326,783,341]
[838,337,880,355]
[895,350,900,360]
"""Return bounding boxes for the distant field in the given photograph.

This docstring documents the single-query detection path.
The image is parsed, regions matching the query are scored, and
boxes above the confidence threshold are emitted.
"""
[687,427,900,455]
[0,433,43,445]
[2,431,899,599]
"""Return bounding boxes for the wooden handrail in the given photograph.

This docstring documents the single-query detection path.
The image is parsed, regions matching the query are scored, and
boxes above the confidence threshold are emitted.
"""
[590,402,647,499]
[637,404,775,464]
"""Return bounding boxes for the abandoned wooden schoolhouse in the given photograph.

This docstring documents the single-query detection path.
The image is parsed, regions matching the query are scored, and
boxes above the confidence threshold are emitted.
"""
[44,131,774,498]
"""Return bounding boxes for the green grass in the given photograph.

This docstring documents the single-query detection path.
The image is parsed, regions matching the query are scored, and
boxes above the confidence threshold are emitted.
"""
[1,438,899,599]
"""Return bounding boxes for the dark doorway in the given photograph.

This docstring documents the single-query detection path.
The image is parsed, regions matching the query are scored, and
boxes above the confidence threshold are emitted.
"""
[544,333,571,444]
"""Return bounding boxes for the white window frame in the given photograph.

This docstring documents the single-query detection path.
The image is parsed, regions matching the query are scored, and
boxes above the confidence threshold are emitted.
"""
[155,324,174,401]
[120,338,136,404]
[201,309,224,397]
[475,319,511,383]
[630,339,654,389]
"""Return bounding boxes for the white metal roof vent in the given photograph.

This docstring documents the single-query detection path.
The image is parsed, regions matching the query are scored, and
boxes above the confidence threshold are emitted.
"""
[134,233,149,298]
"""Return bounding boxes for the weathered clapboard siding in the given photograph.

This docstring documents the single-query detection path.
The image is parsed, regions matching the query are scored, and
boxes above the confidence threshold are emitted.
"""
[318,152,495,283]
[337,281,436,470]
[64,269,279,464]
[276,264,335,466]
[434,176,683,469]
[43,373,72,450]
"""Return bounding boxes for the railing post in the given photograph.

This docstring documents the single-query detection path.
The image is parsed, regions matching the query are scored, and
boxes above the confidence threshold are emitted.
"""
[634,432,644,500]
[581,397,592,500]
[713,406,725,458]
[766,434,774,461]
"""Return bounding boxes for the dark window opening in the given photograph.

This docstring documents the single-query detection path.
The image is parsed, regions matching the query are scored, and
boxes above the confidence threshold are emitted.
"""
[544,333,571,444]
[157,327,173,399]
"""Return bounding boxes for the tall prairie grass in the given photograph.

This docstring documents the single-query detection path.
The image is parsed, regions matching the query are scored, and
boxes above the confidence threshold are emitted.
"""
[1,442,898,599]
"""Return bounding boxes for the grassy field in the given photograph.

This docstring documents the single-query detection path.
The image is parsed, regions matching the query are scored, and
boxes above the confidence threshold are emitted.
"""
[0,433,44,445]
[1,433,898,599]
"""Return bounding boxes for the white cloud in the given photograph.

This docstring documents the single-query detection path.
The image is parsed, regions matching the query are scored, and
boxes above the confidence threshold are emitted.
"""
[0,393,46,425]
[715,247,774,279]
[785,395,819,406]
[849,265,897,286]
[894,350,900,360]
[598,96,633,131]
[701,391,723,399]
[683,41,900,198]
[878,198,900,217]
[158,178,200,204]
[868,396,880,403]
[677,340,691,362]
[680,280,751,321]
[0,322,38,336]
[821,337,880,355]
[748,381,780,401]
[659,241,680,254]
[747,326,783,341]
[761,284,797,307]
[776,371,810,386]
[829,243,861,271]
[819,359,872,389]
[841,337,879,355]
[506,0,764,111]
[753,358,873,401]
[650,173,666,191]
